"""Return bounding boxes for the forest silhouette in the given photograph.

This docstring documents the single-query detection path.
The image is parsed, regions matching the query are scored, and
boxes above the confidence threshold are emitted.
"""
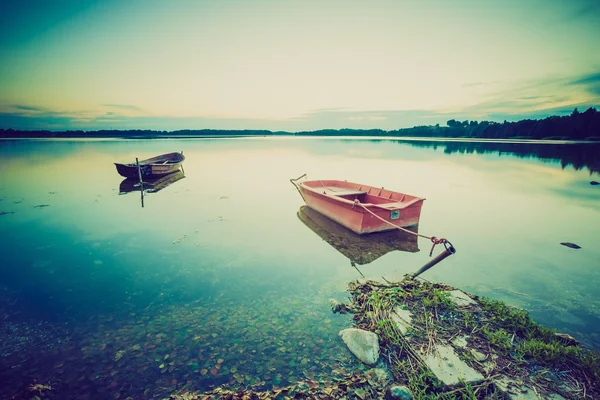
[1,107,599,140]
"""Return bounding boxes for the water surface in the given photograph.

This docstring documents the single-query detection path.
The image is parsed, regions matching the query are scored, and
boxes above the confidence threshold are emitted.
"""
[0,137,599,399]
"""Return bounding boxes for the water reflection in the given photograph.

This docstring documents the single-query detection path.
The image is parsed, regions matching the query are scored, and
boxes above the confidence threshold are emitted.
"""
[297,205,419,276]
[118,170,186,207]
[403,139,600,174]
[334,137,600,174]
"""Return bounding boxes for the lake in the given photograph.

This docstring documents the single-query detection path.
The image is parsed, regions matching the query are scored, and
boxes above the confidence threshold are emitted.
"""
[1,137,599,399]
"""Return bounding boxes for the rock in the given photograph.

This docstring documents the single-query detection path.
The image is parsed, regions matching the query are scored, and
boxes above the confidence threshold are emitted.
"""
[470,349,487,361]
[591,181,599,185]
[495,377,566,399]
[422,344,484,385]
[339,328,380,365]
[560,242,581,249]
[555,333,579,347]
[390,306,413,334]
[451,335,468,348]
[447,290,476,307]
[386,385,413,400]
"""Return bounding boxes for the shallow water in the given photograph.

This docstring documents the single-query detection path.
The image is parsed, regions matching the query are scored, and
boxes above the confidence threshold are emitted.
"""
[0,137,599,399]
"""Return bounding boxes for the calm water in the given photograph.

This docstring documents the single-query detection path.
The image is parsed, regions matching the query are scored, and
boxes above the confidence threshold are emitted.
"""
[0,137,599,399]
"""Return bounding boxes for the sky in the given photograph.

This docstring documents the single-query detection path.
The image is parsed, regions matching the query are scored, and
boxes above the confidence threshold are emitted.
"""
[0,0,599,132]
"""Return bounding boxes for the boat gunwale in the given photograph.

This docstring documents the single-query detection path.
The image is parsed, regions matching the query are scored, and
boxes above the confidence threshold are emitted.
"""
[114,152,184,167]
[299,180,425,211]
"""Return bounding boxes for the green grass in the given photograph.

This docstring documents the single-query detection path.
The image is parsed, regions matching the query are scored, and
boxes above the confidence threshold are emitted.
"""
[422,288,455,310]
[478,297,554,341]
[479,296,600,386]
[350,280,600,398]
[482,326,512,352]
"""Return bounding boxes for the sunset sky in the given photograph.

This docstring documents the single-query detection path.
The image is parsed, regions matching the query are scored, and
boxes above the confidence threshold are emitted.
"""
[1,0,599,131]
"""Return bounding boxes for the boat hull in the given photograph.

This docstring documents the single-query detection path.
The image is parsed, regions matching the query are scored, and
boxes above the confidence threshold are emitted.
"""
[298,180,424,235]
[114,152,185,178]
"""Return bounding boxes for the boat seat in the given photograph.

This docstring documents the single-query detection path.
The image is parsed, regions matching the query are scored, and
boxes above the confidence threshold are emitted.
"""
[376,197,423,209]
[376,201,410,209]
[321,187,367,197]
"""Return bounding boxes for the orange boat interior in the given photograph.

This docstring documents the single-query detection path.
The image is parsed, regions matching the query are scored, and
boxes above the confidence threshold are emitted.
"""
[303,180,423,209]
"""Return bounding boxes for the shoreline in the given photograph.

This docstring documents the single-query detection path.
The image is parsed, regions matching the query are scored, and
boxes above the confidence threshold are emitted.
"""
[1,134,600,144]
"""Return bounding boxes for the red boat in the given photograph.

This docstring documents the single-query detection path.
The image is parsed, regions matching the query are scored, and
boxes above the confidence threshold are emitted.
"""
[292,178,425,235]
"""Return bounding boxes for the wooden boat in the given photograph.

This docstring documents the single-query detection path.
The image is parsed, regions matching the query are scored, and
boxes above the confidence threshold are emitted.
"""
[294,179,425,235]
[114,152,185,178]
[297,205,419,265]
[119,170,185,194]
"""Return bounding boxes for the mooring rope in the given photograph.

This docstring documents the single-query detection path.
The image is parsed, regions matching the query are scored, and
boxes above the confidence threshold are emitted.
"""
[353,199,451,256]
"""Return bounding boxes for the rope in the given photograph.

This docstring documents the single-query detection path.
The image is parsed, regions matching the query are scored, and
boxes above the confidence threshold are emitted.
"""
[353,199,450,256]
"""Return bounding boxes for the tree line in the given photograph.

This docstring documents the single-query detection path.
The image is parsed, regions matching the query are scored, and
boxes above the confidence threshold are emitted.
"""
[1,107,599,140]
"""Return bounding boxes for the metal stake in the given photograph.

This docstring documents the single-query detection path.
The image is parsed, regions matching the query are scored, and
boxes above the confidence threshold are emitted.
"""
[412,244,456,278]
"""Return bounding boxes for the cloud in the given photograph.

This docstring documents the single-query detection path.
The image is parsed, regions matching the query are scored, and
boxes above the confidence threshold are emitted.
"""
[569,1,600,20]
[2,74,599,132]
[290,109,440,130]
[451,72,600,122]
[0,107,445,132]
[0,112,74,130]
[517,95,555,100]
[461,81,501,88]
[570,72,600,96]
[570,72,600,85]
[102,104,142,111]
[11,104,47,112]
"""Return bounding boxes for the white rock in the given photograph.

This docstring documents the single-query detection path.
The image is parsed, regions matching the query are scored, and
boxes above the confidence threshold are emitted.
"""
[390,306,413,334]
[447,290,476,307]
[339,328,380,365]
[451,335,468,348]
[470,349,487,361]
[495,377,566,400]
[422,344,484,385]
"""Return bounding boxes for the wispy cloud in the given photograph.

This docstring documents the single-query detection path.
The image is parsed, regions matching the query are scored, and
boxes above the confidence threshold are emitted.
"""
[569,0,600,20]
[102,104,142,111]
[461,81,501,88]
[570,72,600,85]
[451,72,600,121]
[570,72,600,96]
[516,95,556,101]
[0,107,443,132]
[12,104,47,112]
[289,109,439,130]
[2,73,600,132]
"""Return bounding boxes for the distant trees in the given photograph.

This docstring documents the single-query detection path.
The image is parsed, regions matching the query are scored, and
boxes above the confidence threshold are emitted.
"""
[435,108,600,140]
[1,107,599,140]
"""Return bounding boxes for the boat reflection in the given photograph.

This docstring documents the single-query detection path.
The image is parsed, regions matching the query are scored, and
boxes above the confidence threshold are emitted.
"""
[118,170,185,207]
[119,170,185,194]
[297,205,419,272]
